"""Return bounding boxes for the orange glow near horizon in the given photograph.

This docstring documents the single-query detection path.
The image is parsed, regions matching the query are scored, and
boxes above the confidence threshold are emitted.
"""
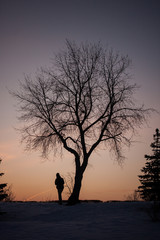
[1,121,159,202]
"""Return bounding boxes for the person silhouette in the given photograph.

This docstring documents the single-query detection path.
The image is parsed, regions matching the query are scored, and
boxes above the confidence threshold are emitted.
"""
[55,173,64,204]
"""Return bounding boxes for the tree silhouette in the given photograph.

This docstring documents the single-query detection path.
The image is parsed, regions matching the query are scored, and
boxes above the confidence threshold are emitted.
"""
[138,129,160,201]
[0,158,8,202]
[13,40,150,204]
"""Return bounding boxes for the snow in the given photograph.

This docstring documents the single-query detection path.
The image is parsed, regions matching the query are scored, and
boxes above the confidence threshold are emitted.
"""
[0,201,160,240]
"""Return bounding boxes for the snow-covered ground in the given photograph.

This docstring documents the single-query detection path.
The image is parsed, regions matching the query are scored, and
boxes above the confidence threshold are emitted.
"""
[0,201,160,240]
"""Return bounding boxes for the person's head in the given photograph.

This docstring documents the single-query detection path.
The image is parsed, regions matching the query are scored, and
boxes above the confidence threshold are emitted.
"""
[56,173,60,178]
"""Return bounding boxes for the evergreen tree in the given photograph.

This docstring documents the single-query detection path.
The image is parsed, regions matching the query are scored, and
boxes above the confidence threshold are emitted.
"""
[0,158,8,201]
[138,129,160,201]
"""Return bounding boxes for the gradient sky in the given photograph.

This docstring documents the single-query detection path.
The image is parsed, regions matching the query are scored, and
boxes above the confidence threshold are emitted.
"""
[0,0,160,201]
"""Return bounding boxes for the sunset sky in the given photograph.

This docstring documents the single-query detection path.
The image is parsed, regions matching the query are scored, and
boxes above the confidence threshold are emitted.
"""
[0,0,160,201]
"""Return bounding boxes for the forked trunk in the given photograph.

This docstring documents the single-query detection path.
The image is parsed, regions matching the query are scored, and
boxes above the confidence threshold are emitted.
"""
[67,170,83,205]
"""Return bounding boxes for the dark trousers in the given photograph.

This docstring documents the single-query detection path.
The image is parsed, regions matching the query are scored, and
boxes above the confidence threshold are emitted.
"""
[57,188,63,204]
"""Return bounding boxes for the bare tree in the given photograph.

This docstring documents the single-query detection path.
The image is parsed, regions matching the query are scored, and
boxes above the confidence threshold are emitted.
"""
[13,40,150,205]
[63,172,74,197]
[3,185,15,202]
[125,190,141,201]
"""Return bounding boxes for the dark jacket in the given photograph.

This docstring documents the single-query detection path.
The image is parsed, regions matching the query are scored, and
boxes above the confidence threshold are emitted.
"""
[55,175,64,190]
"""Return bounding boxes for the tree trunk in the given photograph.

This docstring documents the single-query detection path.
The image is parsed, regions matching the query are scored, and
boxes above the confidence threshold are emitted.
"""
[67,170,83,205]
